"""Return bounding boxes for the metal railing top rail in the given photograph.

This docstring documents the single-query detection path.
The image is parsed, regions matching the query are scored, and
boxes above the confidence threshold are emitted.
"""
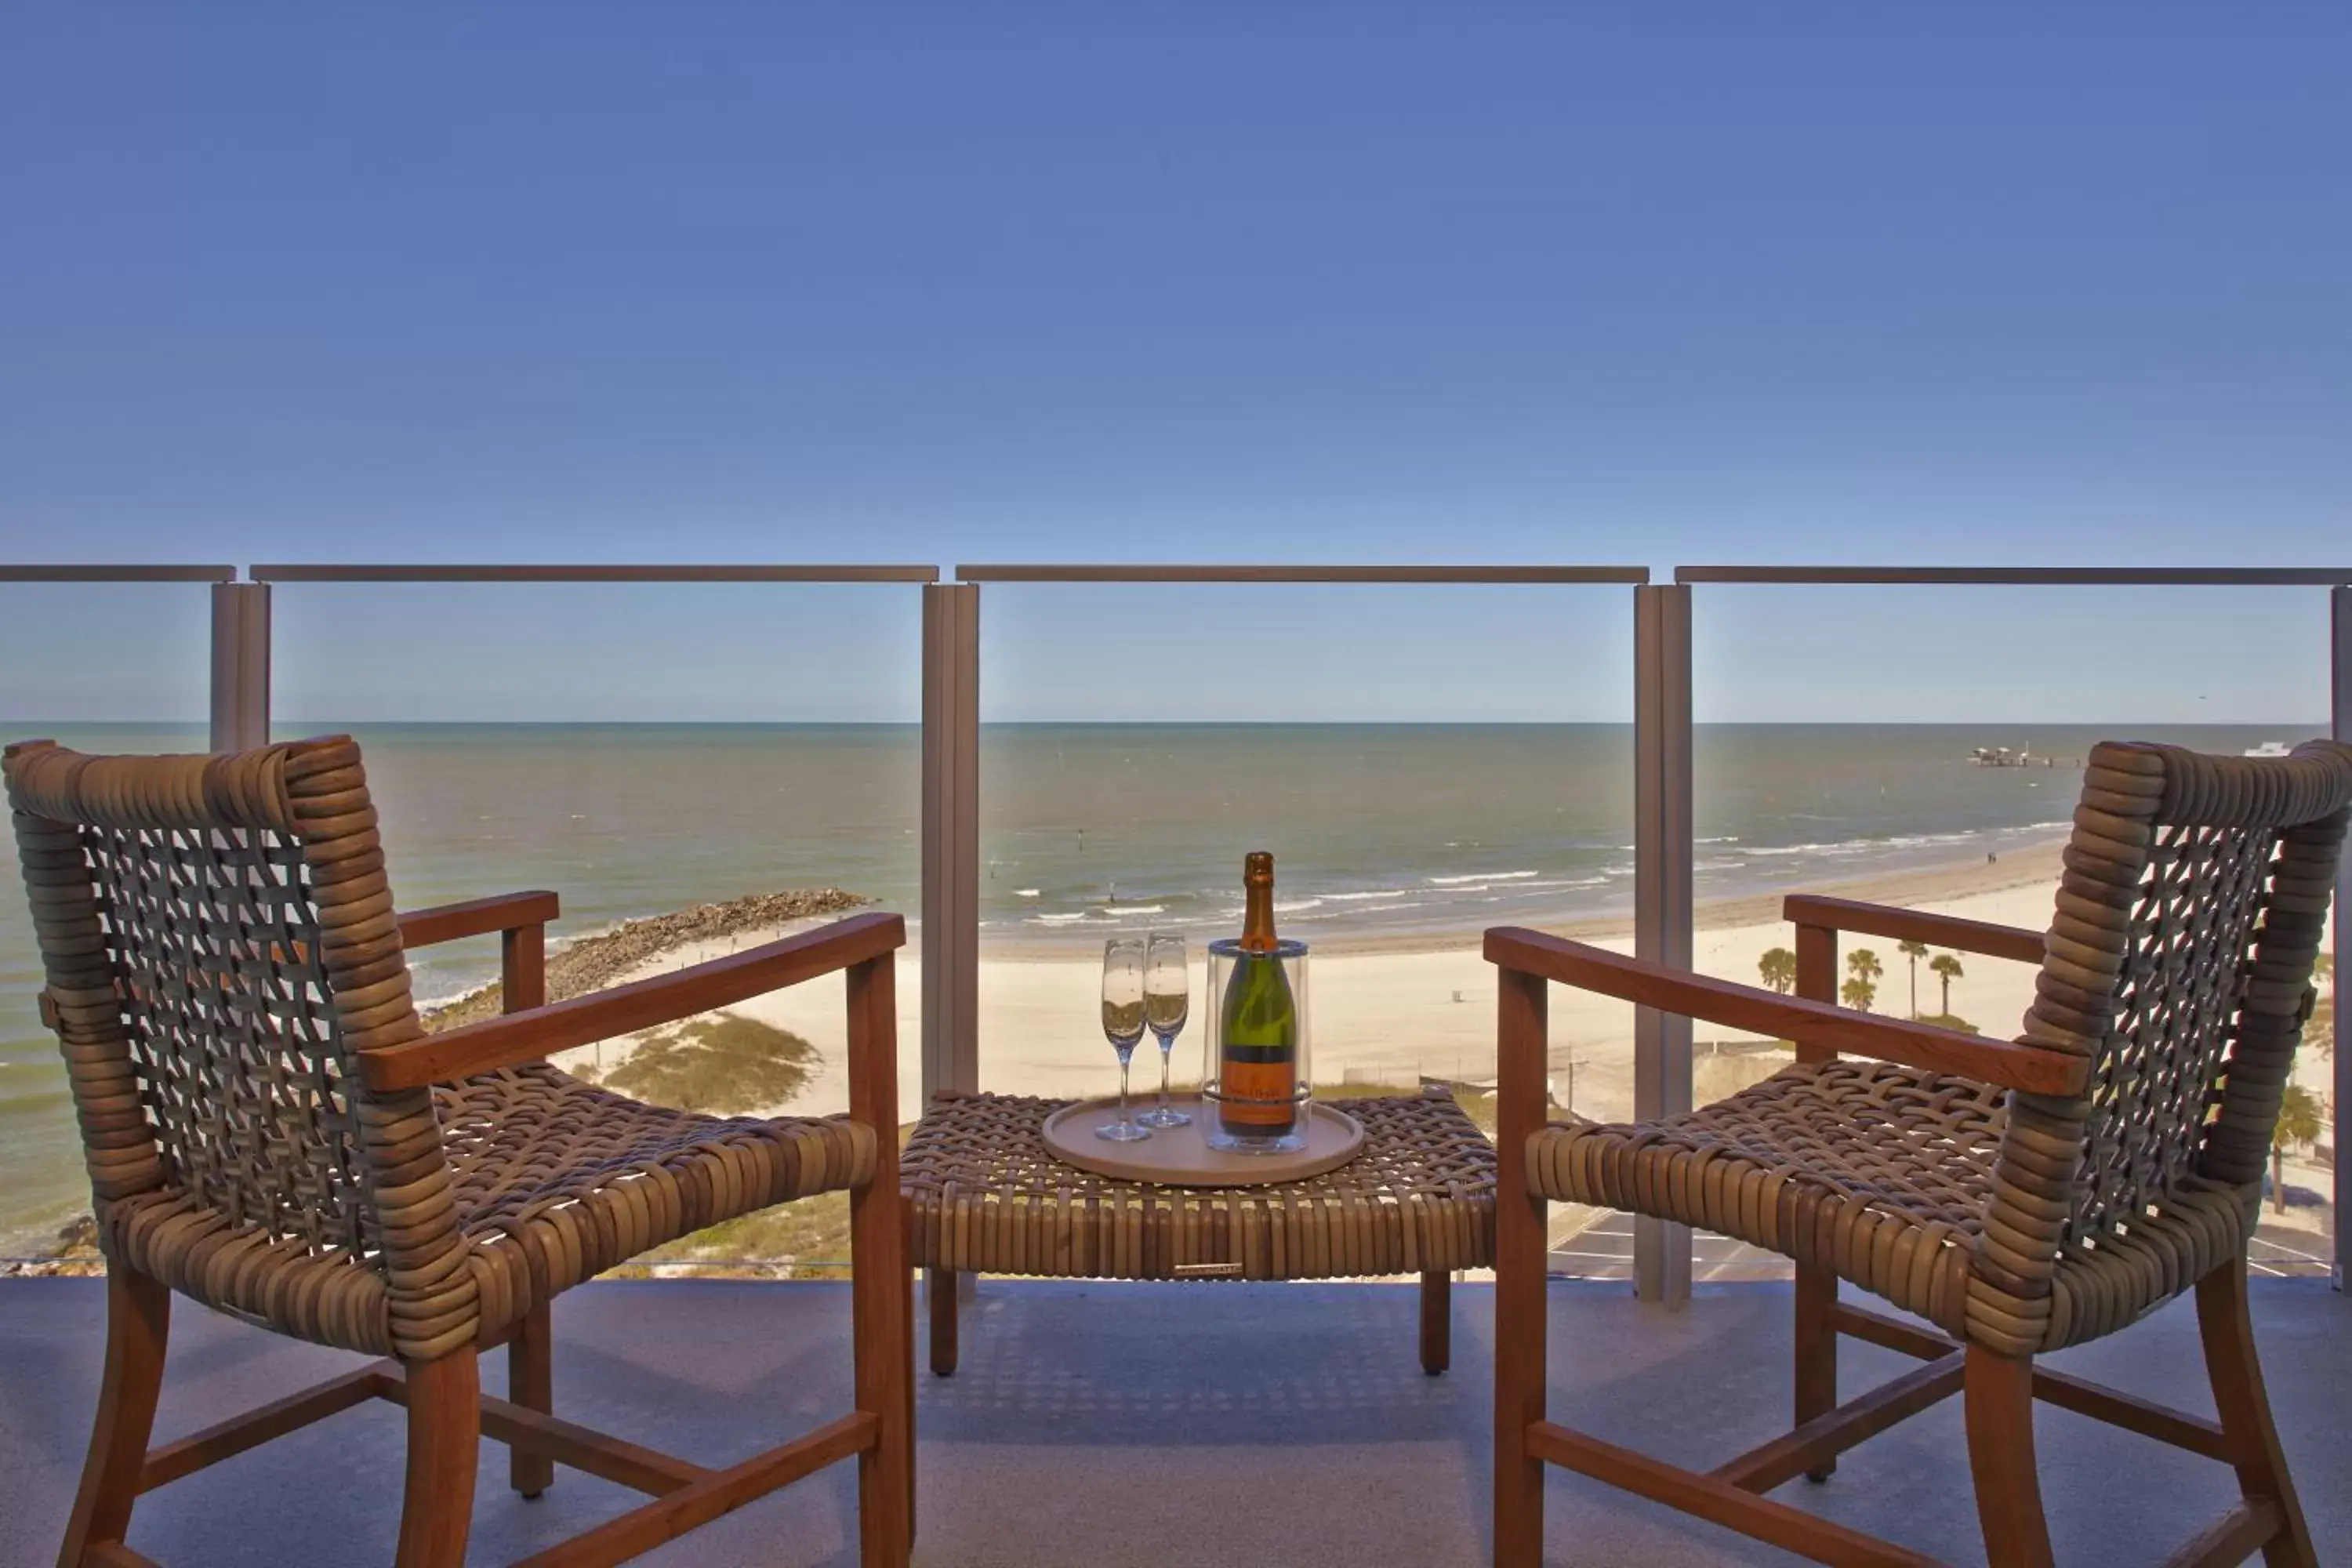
[1677,565,2352,586]
[954,564,1650,584]
[247,564,941,583]
[0,565,238,583]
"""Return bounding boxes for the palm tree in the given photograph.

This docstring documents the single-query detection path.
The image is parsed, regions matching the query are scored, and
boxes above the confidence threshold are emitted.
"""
[1842,949,1883,1013]
[1898,938,1929,1018]
[1929,952,1964,1016]
[2271,1085,2323,1214]
[1758,946,1797,995]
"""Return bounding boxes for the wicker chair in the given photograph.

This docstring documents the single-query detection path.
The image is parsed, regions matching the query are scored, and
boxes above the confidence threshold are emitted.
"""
[1489,739,2351,1568]
[7,735,913,1568]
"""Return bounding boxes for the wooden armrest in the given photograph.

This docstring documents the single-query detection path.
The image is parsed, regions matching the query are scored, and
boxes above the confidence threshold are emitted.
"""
[397,891,561,949]
[1483,926,2085,1097]
[361,911,904,1091]
[1781,895,2044,966]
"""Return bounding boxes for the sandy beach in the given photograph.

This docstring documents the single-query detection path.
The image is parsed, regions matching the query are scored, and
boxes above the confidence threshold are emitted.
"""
[562,834,2294,1131]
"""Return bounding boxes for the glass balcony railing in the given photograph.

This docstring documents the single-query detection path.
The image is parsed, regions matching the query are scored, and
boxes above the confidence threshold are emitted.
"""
[1679,579,2345,1285]
[0,564,2342,1294]
[267,574,929,1277]
[0,573,223,1274]
[967,575,1642,1192]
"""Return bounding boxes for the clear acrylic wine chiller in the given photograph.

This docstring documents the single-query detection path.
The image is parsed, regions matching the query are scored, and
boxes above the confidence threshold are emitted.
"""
[1200,936,1312,1154]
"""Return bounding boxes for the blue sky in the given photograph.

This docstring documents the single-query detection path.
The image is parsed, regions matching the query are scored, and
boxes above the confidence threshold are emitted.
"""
[1,5,2345,723]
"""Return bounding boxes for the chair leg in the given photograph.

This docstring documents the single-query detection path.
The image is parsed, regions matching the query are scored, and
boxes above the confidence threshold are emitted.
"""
[928,1267,960,1377]
[1492,1203,1546,1568]
[1492,967,1549,1568]
[506,1298,555,1504]
[2196,1257,2317,1567]
[394,1352,480,1568]
[1420,1269,1452,1375]
[58,1265,170,1568]
[843,950,910,1567]
[902,1258,919,1542]
[1963,1345,2053,1568]
[1793,1260,1838,1483]
[506,1299,554,1497]
[851,1185,913,1567]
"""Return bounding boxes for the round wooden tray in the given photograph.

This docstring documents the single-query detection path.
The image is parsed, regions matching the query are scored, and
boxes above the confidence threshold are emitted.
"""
[1039,1094,1365,1187]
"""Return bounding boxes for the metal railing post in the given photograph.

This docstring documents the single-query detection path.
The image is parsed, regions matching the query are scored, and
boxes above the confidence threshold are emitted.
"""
[1633,584,1694,1306]
[922,583,981,1103]
[2334,585,2350,1291]
[209,580,270,752]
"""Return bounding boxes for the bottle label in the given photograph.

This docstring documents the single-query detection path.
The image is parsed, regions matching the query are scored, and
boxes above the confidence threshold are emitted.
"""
[1219,1058,1298,1128]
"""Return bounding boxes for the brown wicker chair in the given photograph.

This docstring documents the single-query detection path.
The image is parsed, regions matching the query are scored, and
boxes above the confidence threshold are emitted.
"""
[1489,739,2351,1567]
[7,735,913,1568]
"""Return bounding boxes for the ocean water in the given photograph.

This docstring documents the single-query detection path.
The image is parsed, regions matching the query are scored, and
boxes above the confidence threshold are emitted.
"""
[974,722,2170,942]
[0,720,2320,1254]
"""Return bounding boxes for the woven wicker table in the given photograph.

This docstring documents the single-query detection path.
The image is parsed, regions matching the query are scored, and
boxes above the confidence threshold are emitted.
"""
[901,1086,1497,1376]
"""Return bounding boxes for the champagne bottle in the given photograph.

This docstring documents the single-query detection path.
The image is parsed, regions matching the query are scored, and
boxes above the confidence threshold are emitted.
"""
[1218,851,1298,1137]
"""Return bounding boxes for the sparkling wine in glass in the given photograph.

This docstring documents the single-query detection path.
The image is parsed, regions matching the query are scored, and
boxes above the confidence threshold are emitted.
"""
[1136,932,1192,1128]
[1097,937,1151,1142]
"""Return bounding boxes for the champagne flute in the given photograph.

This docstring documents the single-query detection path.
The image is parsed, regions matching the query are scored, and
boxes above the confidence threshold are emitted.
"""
[1097,937,1151,1142]
[1136,931,1192,1127]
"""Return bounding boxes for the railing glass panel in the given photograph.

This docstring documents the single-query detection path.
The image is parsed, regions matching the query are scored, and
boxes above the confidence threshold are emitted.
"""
[272,579,925,1275]
[0,583,215,1274]
[970,579,1639,1273]
[1687,584,2338,1280]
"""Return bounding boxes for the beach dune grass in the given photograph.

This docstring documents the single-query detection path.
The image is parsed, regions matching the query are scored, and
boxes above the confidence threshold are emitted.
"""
[419,887,868,1029]
[408,888,869,1278]
[588,1012,819,1116]
[618,1190,861,1280]
[580,1014,865,1277]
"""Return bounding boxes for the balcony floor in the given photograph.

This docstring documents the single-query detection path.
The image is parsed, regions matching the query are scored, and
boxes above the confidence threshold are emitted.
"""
[2,1276,2346,1566]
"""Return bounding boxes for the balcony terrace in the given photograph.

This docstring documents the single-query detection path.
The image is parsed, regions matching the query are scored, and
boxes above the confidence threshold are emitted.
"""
[1,563,2347,1566]
[2,1277,2347,1566]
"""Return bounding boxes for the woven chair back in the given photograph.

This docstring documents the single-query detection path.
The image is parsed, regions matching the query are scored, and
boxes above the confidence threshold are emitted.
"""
[5,738,458,1287]
[1976,739,2350,1342]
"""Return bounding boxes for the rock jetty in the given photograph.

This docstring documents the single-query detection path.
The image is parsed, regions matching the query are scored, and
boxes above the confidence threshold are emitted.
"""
[422,887,869,1030]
